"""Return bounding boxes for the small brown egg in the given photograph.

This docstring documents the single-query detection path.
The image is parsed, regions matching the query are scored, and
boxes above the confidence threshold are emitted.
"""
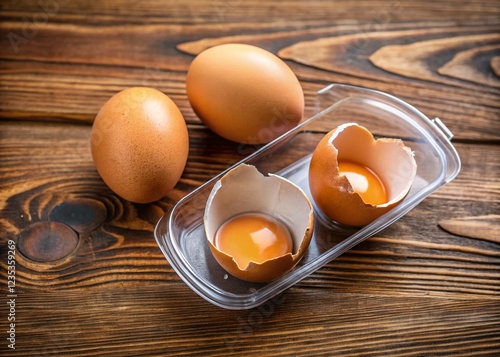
[186,43,304,144]
[204,164,314,282]
[308,123,417,226]
[90,87,189,203]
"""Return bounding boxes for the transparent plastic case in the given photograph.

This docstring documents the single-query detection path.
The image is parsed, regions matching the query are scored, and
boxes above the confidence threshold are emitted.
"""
[154,84,461,310]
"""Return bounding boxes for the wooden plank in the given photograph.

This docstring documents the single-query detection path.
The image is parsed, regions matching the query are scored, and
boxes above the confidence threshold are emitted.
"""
[1,21,499,141]
[11,286,500,356]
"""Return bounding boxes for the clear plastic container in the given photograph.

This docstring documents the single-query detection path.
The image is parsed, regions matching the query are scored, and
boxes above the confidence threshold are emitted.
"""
[154,84,461,310]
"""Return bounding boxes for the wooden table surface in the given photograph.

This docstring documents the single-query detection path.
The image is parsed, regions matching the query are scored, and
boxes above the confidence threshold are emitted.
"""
[1,1,499,356]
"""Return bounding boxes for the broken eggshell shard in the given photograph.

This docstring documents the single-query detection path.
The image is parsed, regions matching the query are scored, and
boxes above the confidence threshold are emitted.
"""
[204,164,314,283]
[309,123,417,227]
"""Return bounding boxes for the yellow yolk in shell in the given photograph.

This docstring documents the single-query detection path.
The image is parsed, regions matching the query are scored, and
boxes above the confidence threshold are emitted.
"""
[215,212,293,269]
[338,161,388,205]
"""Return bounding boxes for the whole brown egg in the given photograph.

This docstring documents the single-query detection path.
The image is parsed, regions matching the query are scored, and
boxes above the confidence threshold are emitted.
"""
[90,87,189,203]
[186,44,304,144]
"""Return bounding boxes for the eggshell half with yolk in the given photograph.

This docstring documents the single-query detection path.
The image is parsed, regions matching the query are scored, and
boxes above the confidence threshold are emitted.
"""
[204,164,314,283]
[308,123,417,226]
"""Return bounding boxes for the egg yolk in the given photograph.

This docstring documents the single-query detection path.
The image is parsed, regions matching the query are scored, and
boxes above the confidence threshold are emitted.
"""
[214,212,293,269]
[338,161,388,205]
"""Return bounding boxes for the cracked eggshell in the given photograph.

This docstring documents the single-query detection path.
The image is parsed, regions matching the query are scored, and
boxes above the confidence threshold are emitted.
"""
[204,164,314,283]
[309,123,417,226]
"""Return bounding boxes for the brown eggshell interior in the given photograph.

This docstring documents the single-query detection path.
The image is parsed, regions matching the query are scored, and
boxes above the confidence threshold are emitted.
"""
[204,164,314,282]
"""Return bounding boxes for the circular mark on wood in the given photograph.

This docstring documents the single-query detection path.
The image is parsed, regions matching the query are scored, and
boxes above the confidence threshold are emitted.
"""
[17,222,79,263]
[49,198,106,233]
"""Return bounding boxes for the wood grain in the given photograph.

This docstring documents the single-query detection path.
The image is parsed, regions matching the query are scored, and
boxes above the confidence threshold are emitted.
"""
[1,0,500,356]
[438,44,500,87]
[438,215,500,242]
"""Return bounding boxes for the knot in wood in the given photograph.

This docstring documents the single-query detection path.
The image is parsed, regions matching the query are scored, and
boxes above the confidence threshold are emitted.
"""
[17,222,79,263]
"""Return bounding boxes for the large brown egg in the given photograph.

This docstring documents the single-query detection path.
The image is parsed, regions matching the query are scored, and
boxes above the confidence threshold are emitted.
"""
[186,44,304,144]
[309,123,417,226]
[90,87,189,203]
[204,164,314,283]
